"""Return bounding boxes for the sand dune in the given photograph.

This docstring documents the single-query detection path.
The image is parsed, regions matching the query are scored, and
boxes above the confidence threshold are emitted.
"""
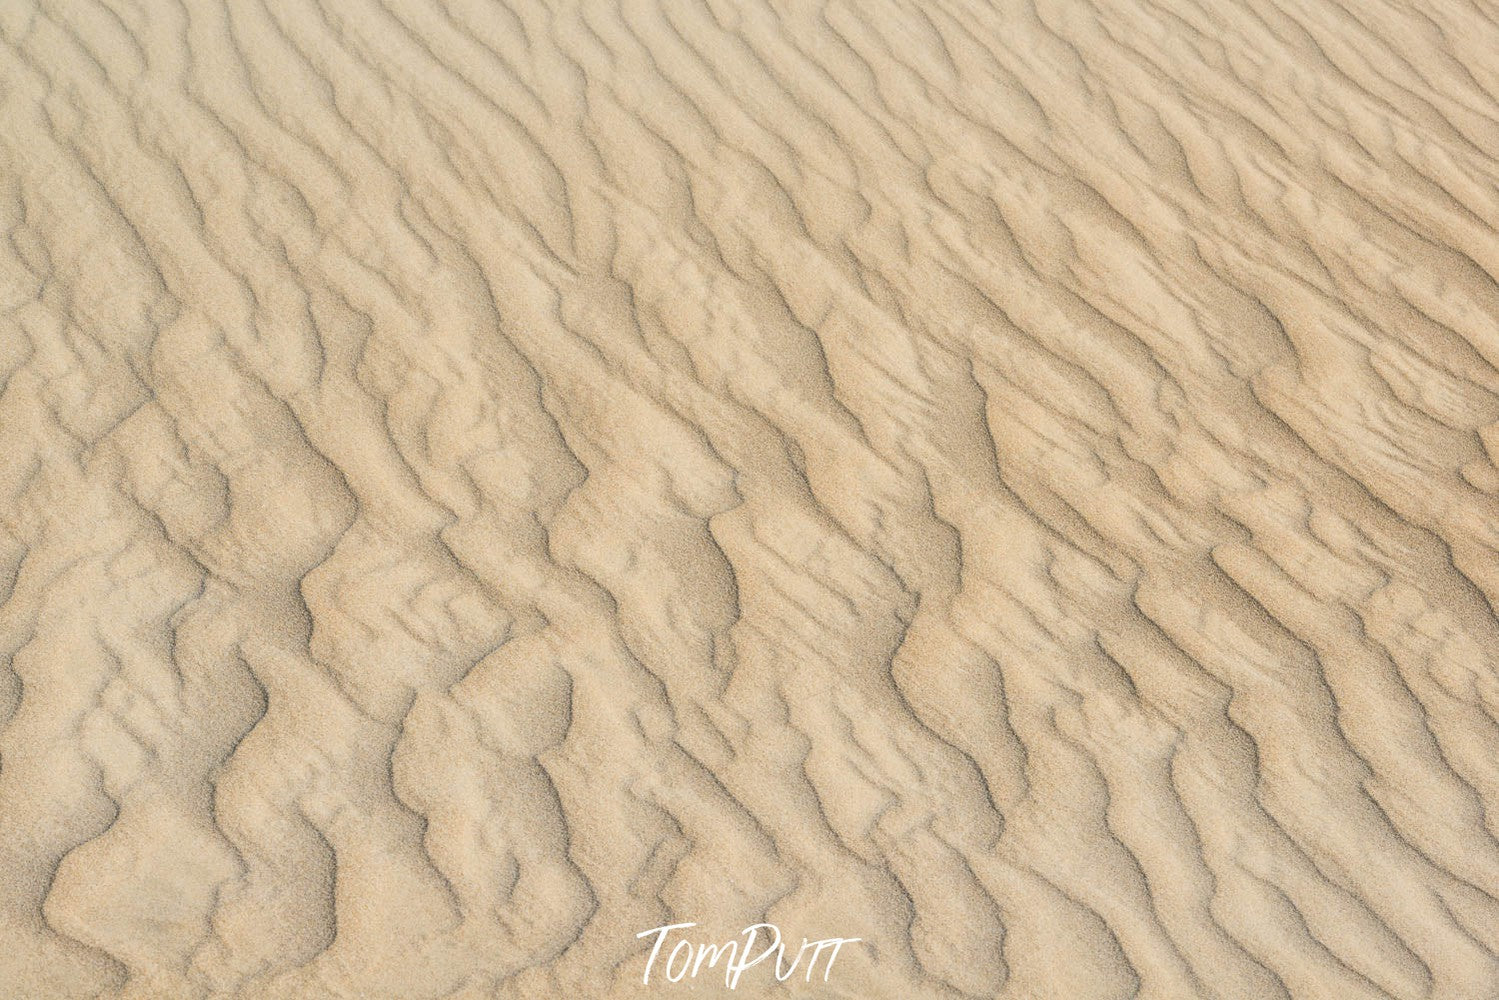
[3,0,1499,996]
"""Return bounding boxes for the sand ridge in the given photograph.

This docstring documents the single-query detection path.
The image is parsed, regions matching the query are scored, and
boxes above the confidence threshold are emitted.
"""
[2,0,1499,997]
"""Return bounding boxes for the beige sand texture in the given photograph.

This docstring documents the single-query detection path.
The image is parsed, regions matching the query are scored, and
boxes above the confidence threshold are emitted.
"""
[4,0,1499,997]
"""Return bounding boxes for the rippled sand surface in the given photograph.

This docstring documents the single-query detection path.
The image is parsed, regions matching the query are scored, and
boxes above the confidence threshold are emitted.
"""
[5,0,1499,997]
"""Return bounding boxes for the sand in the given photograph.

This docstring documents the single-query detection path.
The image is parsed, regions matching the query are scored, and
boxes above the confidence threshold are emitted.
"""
[3,0,1499,996]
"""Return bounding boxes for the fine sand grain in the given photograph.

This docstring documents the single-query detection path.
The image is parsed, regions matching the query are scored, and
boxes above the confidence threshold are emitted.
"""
[4,0,1499,997]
